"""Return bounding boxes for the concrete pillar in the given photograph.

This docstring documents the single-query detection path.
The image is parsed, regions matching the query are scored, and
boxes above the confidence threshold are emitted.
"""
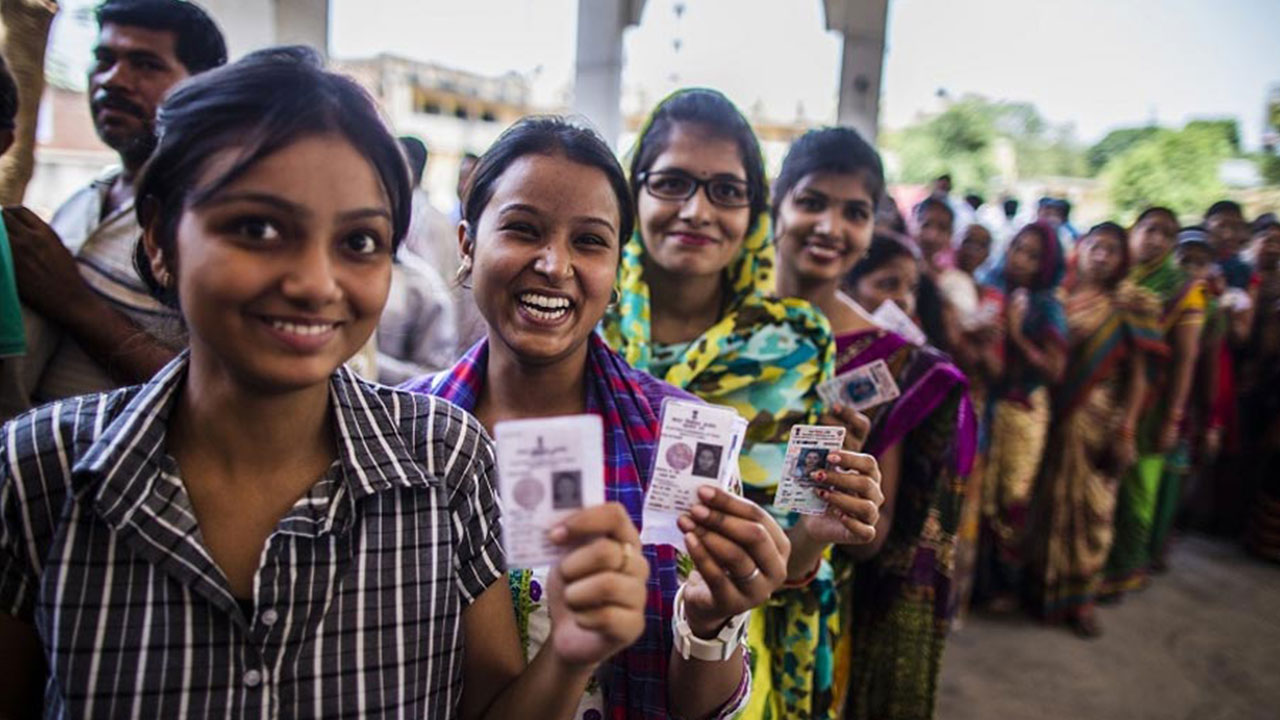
[572,0,645,148]
[198,0,329,60]
[274,0,329,58]
[825,0,889,143]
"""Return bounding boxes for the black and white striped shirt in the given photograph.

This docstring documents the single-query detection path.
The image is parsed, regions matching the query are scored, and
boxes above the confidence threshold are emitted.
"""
[0,354,504,718]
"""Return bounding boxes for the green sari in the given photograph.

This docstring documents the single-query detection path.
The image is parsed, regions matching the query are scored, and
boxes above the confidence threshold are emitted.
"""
[1104,252,1205,592]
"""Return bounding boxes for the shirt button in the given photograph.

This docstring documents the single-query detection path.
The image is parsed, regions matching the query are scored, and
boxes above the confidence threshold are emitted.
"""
[243,669,263,688]
[260,609,279,626]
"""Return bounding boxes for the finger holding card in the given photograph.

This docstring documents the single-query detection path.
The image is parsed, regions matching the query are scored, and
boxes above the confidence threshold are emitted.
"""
[798,449,884,546]
[818,404,871,452]
[546,503,650,667]
[677,487,789,635]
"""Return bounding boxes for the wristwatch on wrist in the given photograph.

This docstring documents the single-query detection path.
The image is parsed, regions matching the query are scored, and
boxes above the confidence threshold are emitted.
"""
[672,584,749,662]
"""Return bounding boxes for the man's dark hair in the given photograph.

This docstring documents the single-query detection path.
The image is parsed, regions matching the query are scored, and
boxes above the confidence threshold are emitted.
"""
[629,88,768,234]
[399,136,428,186]
[1002,196,1019,219]
[135,46,411,307]
[771,126,884,219]
[0,52,17,131]
[1205,199,1243,220]
[936,173,951,183]
[97,0,227,74]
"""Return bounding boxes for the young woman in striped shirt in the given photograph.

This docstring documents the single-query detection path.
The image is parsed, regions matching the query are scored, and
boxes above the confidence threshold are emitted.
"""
[0,47,641,719]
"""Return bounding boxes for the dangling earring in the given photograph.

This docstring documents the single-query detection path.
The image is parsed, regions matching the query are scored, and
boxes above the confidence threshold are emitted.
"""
[608,287,620,307]
[455,255,473,290]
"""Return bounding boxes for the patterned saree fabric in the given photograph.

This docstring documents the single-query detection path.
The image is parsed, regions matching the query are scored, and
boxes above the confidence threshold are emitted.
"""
[834,329,972,720]
[1100,251,1208,589]
[1030,284,1166,618]
[978,222,1068,598]
[1105,251,1207,591]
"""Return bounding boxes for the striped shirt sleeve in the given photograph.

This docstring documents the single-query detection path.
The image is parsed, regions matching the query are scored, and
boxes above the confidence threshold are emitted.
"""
[438,401,505,604]
[0,422,33,620]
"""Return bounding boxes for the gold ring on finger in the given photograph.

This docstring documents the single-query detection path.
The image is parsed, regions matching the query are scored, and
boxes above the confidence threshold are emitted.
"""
[617,542,634,574]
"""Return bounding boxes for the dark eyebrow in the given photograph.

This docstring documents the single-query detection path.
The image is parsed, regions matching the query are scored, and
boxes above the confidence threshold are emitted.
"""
[498,203,541,216]
[575,216,617,234]
[200,191,312,217]
[124,49,168,65]
[337,207,393,223]
[649,166,747,183]
[500,203,616,234]
[201,191,391,224]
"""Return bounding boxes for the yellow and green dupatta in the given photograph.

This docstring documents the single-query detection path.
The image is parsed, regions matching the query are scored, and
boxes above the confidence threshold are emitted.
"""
[601,205,834,489]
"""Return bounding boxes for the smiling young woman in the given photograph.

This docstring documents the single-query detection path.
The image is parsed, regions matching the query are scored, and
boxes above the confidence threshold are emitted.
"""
[0,48,595,720]
[772,127,976,720]
[604,97,887,720]
[405,116,804,720]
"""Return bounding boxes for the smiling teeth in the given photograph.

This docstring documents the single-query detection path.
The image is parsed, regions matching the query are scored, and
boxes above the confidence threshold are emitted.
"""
[270,320,335,336]
[519,292,571,310]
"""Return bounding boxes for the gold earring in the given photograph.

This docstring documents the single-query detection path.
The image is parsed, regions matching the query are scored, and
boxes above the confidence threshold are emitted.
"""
[454,256,473,289]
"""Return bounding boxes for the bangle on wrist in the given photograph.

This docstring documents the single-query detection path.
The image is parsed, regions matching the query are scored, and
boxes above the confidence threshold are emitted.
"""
[672,584,748,662]
[783,556,823,589]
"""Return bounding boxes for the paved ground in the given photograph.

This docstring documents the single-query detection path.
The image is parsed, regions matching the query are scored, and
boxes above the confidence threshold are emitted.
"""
[938,534,1280,720]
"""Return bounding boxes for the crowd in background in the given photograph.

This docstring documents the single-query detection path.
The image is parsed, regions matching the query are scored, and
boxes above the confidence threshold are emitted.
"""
[0,2,1276,719]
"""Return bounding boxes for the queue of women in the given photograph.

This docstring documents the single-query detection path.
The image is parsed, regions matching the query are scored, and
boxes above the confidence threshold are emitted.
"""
[0,45,1276,720]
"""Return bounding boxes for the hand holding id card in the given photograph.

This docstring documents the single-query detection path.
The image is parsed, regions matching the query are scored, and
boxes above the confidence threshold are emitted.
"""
[773,424,846,515]
[641,398,748,550]
[872,299,928,347]
[816,358,901,413]
[495,415,605,568]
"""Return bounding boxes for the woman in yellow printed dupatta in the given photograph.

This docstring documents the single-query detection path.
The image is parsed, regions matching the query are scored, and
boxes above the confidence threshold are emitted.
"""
[603,88,886,720]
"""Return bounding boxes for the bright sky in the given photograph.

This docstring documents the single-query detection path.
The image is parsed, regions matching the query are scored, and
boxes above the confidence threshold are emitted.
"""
[48,0,1280,147]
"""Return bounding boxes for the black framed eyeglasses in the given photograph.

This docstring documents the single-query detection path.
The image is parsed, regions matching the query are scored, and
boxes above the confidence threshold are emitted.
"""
[638,169,751,208]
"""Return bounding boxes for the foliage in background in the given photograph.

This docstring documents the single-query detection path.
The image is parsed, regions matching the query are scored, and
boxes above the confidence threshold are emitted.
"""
[1103,122,1234,222]
[879,94,1085,194]
[1086,126,1160,175]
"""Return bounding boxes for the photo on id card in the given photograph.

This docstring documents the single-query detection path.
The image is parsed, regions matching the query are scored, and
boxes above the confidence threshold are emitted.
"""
[773,424,846,515]
[816,358,901,413]
[640,398,747,549]
[494,414,604,568]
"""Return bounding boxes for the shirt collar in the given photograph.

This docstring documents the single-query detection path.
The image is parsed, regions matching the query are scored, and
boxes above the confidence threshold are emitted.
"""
[77,352,436,533]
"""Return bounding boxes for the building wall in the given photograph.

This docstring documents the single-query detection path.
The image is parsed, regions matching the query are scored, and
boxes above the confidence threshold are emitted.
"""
[335,55,533,213]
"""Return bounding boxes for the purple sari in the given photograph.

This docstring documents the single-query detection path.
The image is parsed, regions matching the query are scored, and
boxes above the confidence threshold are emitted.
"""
[833,327,975,720]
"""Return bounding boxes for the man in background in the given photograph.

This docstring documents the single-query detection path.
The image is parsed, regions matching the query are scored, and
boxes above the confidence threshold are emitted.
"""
[0,0,226,419]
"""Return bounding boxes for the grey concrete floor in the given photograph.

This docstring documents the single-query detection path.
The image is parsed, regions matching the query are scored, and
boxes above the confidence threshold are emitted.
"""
[939,534,1280,720]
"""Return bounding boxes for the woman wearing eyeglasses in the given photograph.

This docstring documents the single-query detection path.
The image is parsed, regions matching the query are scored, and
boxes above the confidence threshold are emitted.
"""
[603,88,885,720]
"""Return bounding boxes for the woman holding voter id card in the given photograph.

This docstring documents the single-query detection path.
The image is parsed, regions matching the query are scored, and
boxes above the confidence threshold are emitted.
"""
[406,116,805,720]
[772,127,976,720]
[603,91,887,720]
[0,49,593,720]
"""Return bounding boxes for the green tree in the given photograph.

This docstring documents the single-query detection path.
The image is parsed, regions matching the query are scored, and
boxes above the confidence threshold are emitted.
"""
[880,95,1084,191]
[1185,118,1241,154]
[1086,126,1160,175]
[1104,124,1232,220]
